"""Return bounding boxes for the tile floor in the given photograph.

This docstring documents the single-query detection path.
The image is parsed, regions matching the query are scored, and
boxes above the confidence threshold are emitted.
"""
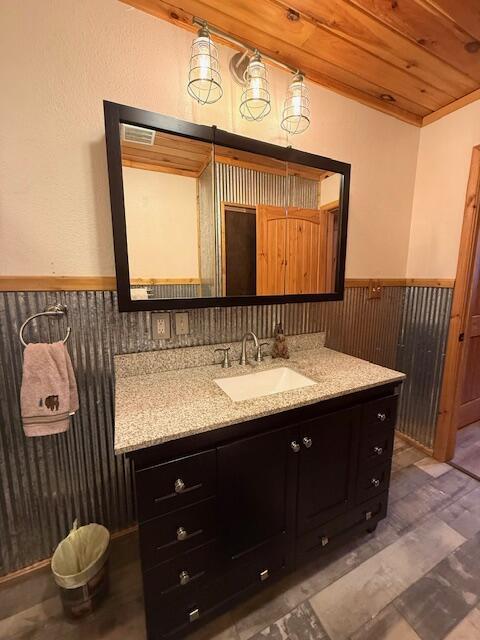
[1,437,480,640]
[451,423,480,479]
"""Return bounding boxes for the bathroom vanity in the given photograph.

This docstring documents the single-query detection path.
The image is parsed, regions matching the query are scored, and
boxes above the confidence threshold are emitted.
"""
[114,335,405,640]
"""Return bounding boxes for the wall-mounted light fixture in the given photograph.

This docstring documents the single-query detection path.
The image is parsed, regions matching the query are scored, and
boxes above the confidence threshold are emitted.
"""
[281,72,310,134]
[188,18,311,134]
[187,24,223,105]
[239,51,271,121]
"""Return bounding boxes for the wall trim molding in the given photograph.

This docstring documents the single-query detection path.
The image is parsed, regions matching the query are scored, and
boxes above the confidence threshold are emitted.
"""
[0,276,455,292]
[422,89,480,127]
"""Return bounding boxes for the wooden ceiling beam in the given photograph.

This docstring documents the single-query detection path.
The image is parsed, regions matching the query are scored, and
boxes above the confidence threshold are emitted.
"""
[425,0,480,43]
[277,0,476,97]
[351,0,480,83]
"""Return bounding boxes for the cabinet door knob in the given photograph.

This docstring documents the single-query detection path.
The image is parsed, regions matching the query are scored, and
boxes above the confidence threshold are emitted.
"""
[179,570,191,586]
[321,536,329,547]
[373,445,383,455]
[377,412,387,422]
[302,436,313,449]
[291,441,300,453]
[177,526,188,541]
[371,478,380,488]
[175,478,186,493]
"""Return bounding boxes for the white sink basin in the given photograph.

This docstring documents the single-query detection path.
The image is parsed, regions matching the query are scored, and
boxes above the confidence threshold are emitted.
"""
[214,367,316,402]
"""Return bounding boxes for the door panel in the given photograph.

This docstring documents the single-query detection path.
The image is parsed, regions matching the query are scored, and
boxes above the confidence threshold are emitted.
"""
[256,205,287,295]
[459,251,480,428]
[217,425,298,562]
[297,408,359,534]
[285,208,337,294]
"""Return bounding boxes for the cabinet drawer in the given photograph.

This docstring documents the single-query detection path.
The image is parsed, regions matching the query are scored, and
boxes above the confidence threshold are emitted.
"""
[136,449,216,522]
[139,498,217,570]
[145,573,228,639]
[143,540,221,599]
[359,428,395,470]
[296,493,388,565]
[226,539,289,596]
[362,395,398,435]
[356,461,391,504]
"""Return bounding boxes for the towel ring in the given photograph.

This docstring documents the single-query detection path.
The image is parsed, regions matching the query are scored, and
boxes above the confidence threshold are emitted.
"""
[19,304,71,347]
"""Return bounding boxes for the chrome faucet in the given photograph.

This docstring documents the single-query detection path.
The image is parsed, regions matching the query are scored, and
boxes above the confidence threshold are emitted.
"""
[240,331,259,366]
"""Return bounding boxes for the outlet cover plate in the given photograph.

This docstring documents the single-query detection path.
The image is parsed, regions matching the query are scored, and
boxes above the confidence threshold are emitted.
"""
[152,312,171,340]
[175,312,190,335]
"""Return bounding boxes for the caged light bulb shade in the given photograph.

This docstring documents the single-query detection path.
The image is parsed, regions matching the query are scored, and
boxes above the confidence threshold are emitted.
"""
[187,26,223,105]
[281,73,310,134]
[239,52,271,121]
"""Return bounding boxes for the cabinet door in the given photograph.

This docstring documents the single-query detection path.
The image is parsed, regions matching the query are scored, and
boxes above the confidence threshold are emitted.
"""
[217,425,298,562]
[297,408,359,534]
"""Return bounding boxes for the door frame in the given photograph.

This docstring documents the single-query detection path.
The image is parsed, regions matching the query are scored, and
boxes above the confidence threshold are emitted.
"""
[434,146,480,461]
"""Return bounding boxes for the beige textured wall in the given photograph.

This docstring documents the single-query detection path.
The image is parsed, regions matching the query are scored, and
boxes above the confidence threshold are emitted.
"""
[0,0,420,279]
[123,167,199,279]
[407,101,480,279]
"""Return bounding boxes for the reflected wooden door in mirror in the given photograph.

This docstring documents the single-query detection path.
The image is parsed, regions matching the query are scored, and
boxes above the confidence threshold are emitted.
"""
[104,101,350,311]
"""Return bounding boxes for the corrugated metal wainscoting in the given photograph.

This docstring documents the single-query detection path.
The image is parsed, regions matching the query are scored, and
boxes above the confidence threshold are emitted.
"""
[396,286,453,449]
[0,286,450,575]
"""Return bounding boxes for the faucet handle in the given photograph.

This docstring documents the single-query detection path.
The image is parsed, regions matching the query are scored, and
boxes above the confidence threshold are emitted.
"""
[214,347,232,369]
[256,342,270,363]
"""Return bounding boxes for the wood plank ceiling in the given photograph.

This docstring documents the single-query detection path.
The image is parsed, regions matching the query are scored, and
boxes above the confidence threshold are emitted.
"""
[121,0,480,126]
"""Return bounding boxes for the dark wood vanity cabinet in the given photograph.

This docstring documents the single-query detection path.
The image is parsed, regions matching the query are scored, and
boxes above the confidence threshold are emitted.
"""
[130,386,399,640]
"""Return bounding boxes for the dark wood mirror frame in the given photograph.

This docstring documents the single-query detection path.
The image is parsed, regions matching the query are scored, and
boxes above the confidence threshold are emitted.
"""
[104,100,351,312]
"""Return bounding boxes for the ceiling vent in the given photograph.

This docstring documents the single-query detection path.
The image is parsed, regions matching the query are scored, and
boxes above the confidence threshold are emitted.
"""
[121,124,156,145]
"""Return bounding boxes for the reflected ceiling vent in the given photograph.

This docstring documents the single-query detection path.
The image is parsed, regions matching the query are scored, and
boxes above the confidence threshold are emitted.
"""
[121,124,155,145]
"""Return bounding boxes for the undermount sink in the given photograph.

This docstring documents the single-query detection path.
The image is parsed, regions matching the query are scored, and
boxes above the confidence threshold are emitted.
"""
[214,367,316,402]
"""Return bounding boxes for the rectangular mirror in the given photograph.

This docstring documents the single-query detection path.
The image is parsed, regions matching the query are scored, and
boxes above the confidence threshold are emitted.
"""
[104,102,350,311]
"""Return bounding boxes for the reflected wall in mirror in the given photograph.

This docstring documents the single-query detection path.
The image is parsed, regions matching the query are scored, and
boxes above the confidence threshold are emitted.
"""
[105,102,350,310]
[120,124,215,300]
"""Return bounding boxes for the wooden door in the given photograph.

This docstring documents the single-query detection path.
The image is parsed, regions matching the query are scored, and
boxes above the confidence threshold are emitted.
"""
[256,205,286,295]
[458,263,480,428]
[285,208,337,294]
[217,425,298,562]
[296,408,359,534]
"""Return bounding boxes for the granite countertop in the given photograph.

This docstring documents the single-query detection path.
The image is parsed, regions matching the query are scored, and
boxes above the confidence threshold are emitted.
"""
[114,337,405,455]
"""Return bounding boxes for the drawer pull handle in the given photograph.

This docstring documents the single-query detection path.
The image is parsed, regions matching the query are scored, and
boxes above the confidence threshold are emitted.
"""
[175,478,186,493]
[377,412,387,422]
[291,441,301,453]
[373,446,383,456]
[189,608,200,623]
[321,536,329,547]
[260,569,269,581]
[371,478,380,488]
[302,437,313,449]
[365,511,373,521]
[179,570,191,586]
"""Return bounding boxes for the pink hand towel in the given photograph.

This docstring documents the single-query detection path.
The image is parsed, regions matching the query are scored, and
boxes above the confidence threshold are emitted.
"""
[21,342,79,437]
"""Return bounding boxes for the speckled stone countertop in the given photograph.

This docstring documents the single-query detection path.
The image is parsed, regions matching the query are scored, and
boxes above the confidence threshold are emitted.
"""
[114,335,405,455]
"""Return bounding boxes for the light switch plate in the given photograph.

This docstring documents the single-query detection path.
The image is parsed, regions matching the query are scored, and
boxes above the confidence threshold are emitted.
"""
[175,312,190,336]
[151,312,171,340]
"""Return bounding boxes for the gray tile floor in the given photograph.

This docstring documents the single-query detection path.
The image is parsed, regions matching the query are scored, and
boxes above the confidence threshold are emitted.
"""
[451,423,480,479]
[1,437,480,640]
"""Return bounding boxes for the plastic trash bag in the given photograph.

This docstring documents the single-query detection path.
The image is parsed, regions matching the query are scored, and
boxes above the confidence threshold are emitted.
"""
[51,520,110,589]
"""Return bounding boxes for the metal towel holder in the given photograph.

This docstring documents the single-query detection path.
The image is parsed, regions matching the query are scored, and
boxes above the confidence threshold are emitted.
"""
[19,304,71,347]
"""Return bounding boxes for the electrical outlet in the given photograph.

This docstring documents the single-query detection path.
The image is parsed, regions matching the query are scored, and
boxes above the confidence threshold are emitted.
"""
[151,312,171,340]
[175,312,190,336]
[368,280,382,300]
